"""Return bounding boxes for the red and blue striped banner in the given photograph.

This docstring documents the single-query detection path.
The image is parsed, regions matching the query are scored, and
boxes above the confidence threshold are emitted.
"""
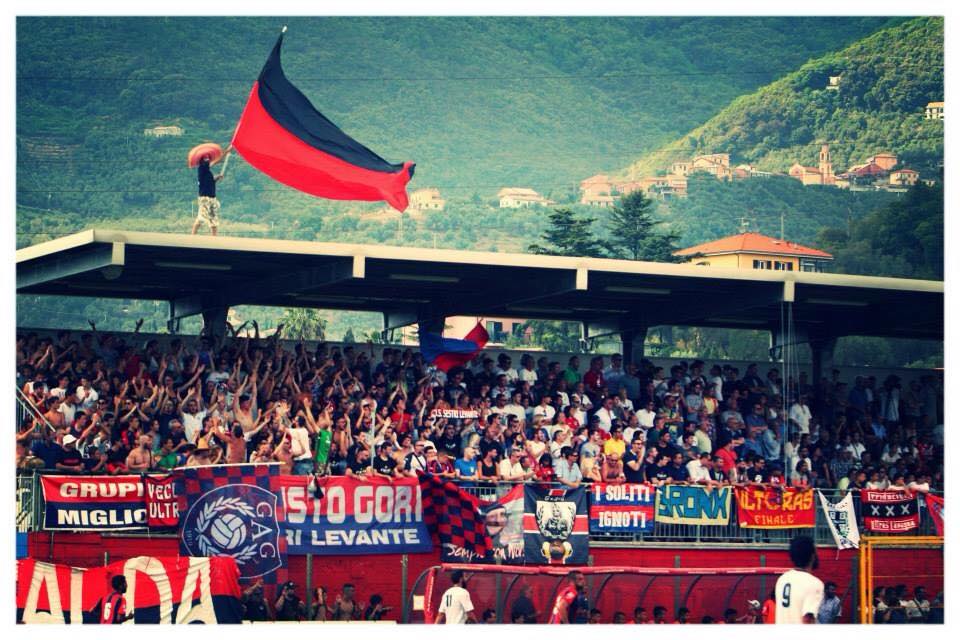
[588,483,655,533]
[41,475,147,531]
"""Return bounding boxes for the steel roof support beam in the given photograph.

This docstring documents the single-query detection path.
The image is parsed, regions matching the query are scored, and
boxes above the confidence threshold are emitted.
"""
[169,256,364,320]
[17,241,125,290]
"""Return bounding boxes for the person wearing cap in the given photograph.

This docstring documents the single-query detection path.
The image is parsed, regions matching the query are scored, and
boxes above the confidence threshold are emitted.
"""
[191,144,232,236]
[55,433,84,473]
[275,581,306,621]
[403,439,428,476]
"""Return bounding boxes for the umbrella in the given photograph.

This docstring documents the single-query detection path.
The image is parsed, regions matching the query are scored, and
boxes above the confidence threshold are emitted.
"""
[187,142,224,168]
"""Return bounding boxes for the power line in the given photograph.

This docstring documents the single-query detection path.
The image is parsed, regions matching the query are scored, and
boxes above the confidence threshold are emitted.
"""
[15,135,945,166]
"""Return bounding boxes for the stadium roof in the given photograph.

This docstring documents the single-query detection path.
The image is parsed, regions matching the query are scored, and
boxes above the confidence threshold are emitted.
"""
[16,229,942,341]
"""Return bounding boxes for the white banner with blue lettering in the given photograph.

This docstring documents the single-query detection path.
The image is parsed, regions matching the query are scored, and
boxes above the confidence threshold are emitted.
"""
[817,490,860,550]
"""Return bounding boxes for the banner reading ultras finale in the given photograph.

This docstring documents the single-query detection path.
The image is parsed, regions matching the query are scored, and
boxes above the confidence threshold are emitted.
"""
[735,486,816,529]
[41,475,147,530]
[523,486,589,565]
[861,489,920,533]
[279,475,432,555]
[589,483,655,533]
[16,556,242,624]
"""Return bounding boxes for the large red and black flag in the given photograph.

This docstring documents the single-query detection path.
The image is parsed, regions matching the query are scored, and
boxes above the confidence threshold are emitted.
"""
[232,31,415,211]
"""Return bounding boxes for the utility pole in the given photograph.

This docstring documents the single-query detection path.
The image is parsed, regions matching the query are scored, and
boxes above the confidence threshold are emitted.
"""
[780,211,785,240]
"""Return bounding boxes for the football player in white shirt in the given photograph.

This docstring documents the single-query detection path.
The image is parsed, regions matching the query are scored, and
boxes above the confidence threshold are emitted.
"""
[775,535,824,624]
[435,570,477,624]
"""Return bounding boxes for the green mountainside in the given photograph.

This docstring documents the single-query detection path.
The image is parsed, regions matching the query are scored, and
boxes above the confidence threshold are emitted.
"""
[621,17,943,179]
[17,15,897,234]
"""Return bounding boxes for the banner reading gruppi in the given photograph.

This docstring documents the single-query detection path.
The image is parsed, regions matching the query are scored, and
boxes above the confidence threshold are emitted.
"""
[279,475,432,555]
[41,475,148,531]
[16,556,242,624]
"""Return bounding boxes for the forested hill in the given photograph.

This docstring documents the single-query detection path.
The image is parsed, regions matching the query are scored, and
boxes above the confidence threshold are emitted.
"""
[17,16,897,223]
[620,17,943,179]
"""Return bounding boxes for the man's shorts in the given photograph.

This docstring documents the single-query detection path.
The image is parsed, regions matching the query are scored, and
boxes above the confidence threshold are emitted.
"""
[197,196,221,229]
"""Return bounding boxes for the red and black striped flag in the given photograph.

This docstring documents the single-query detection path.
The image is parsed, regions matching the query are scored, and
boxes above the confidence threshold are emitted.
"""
[232,31,415,211]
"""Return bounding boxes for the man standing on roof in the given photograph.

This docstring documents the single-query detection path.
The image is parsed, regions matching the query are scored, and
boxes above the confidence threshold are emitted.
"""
[192,144,232,236]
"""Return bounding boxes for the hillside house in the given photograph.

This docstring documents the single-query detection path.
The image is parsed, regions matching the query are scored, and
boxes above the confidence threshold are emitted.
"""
[890,168,919,187]
[690,153,731,180]
[409,188,446,211]
[866,152,898,171]
[143,125,184,138]
[579,174,615,206]
[788,144,835,186]
[827,75,842,90]
[925,101,944,120]
[840,162,888,184]
[674,231,834,273]
[670,161,691,177]
[498,187,548,208]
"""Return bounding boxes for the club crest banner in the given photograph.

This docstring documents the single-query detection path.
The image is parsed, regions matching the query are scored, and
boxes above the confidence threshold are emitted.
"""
[523,486,589,565]
[589,483,655,533]
[16,556,242,624]
[178,464,285,583]
[860,490,919,533]
[278,475,432,555]
[654,484,731,525]
[735,486,815,529]
[41,475,147,531]
[817,490,860,549]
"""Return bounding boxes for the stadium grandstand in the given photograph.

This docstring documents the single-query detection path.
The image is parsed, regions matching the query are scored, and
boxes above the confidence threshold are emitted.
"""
[15,231,943,624]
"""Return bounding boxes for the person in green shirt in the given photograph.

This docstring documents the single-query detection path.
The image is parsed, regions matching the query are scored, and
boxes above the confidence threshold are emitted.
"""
[563,356,581,387]
[155,437,180,470]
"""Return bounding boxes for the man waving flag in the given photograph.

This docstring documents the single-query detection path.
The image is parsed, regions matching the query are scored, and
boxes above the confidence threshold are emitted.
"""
[232,28,415,211]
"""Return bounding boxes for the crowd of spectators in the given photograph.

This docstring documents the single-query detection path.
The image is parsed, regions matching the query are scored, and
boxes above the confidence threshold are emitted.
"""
[16,322,944,500]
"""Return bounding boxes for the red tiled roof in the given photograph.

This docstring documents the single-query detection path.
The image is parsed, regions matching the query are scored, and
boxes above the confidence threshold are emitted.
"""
[674,232,833,259]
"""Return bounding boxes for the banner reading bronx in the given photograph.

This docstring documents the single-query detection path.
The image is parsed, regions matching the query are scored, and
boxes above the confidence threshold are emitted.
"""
[735,487,816,529]
[178,464,285,583]
[589,483,655,533]
[16,556,242,624]
[278,475,432,555]
[41,475,147,531]
[523,485,589,564]
[655,484,731,525]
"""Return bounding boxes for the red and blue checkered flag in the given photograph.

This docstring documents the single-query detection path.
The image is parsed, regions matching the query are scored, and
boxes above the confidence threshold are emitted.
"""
[178,464,286,584]
[419,474,524,563]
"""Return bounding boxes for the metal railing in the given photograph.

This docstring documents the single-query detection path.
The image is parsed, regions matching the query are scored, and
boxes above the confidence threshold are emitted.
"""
[15,470,940,547]
[15,386,55,433]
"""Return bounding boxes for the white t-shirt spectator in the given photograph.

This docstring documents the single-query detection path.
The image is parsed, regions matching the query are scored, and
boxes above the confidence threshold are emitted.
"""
[498,458,525,480]
[533,404,556,424]
[594,407,617,432]
[289,426,313,461]
[438,586,474,624]
[76,386,99,411]
[637,407,656,428]
[495,367,519,386]
[181,410,207,444]
[58,401,77,428]
[686,459,711,483]
[789,403,812,434]
[518,368,538,385]
[845,441,866,461]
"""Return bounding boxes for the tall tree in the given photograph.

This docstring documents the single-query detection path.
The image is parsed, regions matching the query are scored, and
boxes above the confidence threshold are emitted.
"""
[605,190,683,262]
[280,308,327,341]
[527,208,606,257]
